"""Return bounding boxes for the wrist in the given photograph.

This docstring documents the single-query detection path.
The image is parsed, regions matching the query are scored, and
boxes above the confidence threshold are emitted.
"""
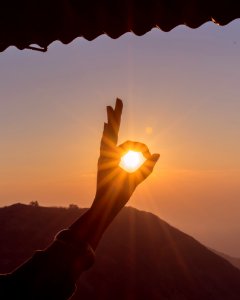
[92,193,129,215]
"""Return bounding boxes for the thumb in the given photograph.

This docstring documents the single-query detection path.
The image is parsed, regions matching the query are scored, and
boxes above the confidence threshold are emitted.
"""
[134,153,160,185]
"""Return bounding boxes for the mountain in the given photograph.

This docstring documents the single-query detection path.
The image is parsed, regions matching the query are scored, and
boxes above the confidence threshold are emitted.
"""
[0,203,240,300]
[212,250,240,270]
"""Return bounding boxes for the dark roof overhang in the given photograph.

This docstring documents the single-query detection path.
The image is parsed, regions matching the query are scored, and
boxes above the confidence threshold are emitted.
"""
[1,0,240,52]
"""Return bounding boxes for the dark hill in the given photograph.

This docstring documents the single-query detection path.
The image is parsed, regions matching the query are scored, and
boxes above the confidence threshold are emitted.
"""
[0,203,240,300]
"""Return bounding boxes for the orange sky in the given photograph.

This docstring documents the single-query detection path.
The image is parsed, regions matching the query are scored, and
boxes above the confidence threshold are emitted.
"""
[1,21,240,256]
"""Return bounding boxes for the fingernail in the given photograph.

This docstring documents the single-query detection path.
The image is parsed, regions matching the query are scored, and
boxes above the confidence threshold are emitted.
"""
[152,154,160,161]
[116,98,123,106]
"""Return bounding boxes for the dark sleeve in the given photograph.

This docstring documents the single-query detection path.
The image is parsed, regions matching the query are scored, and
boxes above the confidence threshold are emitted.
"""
[0,230,95,300]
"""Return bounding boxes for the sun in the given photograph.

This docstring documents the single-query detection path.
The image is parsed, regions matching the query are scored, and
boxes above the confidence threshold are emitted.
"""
[119,150,145,173]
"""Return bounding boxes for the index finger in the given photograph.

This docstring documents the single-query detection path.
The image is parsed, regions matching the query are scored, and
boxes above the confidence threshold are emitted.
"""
[99,99,123,155]
[118,141,151,159]
[106,98,123,145]
[114,98,123,131]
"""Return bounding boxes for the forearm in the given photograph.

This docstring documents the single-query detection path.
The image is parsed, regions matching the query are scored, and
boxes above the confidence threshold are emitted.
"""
[68,196,125,250]
[1,217,95,300]
[0,199,121,300]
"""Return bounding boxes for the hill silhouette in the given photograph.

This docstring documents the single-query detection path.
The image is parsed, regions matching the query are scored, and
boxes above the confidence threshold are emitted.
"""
[0,203,240,300]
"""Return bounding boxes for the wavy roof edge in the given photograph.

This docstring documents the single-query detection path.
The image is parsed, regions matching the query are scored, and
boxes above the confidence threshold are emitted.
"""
[0,0,240,52]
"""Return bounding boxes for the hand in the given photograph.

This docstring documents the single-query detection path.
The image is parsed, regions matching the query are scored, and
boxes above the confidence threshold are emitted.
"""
[69,98,160,249]
[92,98,160,216]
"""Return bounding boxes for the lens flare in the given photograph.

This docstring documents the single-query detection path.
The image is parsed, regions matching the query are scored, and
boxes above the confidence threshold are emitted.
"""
[120,151,145,173]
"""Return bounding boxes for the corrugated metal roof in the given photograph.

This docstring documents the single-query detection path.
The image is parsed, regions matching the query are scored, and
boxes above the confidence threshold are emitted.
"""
[0,0,240,52]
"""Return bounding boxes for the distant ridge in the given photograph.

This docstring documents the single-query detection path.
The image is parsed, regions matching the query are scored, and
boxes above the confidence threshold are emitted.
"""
[0,203,240,300]
[212,249,240,270]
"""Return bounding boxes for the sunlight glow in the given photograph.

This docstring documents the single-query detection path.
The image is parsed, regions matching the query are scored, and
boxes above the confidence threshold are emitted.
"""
[120,151,145,173]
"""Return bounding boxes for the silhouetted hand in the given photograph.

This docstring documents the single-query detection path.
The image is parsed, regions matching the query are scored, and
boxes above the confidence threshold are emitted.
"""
[70,98,160,249]
[0,99,160,300]
[92,98,160,215]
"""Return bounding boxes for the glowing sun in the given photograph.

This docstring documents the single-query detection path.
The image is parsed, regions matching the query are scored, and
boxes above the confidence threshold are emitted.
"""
[120,150,145,173]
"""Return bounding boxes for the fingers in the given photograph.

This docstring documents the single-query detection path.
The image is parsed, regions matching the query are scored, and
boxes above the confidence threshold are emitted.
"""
[100,98,123,156]
[106,98,123,144]
[100,123,112,153]
[106,106,117,144]
[114,98,123,131]
[118,141,151,158]
[133,153,160,185]
[99,126,115,160]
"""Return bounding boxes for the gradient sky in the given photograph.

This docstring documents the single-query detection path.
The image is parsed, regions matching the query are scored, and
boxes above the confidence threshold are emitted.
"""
[1,20,240,256]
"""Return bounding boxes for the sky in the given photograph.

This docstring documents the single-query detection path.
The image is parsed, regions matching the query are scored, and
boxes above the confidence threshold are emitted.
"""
[0,20,240,256]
